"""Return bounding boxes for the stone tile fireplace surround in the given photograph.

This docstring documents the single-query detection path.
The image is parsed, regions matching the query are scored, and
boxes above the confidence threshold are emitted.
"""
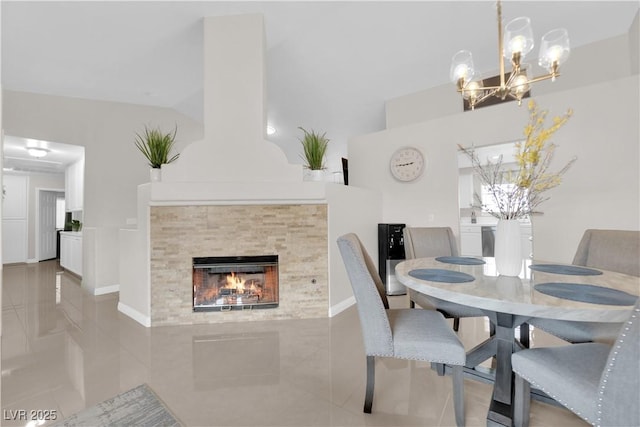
[150,204,328,325]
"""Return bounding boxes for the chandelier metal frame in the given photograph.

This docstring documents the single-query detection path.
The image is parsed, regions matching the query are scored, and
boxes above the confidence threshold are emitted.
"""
[452,0,569,110]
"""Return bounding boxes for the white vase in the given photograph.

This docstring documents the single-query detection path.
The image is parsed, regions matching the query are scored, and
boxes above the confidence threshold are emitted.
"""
[495,275,524,298]
[150,167,162,182]
[495,219,522,276]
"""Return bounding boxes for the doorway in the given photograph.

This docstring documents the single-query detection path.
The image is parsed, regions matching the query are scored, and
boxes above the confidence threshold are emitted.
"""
[37,189,65,261]
[3,135,84,264]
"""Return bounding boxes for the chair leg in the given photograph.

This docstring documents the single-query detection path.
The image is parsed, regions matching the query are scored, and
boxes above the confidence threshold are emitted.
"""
[519,323,530,348]
[364,355,375,413]
[489,321,496,337]
[432,362,446,376]
[514,373,531,427]
[452,365,465,427]
[453,317,460,332]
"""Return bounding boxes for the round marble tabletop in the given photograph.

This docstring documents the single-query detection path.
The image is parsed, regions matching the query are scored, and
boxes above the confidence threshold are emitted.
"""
[395,257,639,323]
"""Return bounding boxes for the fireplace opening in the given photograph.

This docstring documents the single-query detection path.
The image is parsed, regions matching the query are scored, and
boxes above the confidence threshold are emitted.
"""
[193,255,279,311]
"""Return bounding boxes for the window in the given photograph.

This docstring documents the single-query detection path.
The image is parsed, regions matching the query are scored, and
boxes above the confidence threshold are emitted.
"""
[480,183,530,217]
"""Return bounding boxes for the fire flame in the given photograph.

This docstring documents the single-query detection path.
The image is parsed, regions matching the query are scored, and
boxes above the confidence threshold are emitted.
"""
[224,272,258,294]
[226,271,244,288]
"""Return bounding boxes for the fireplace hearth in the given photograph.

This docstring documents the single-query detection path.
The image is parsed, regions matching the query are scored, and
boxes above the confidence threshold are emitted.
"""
[193,256,279,311]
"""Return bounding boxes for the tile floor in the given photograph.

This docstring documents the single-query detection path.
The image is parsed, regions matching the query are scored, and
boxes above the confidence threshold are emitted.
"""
[1,260,586,426]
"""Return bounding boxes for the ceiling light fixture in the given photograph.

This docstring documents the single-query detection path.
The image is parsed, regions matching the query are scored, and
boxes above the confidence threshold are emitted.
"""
[27,148,49,158]
[450,0,570,110]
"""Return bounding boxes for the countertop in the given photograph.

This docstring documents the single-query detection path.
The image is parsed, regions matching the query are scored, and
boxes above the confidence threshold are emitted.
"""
[460,217,531,226]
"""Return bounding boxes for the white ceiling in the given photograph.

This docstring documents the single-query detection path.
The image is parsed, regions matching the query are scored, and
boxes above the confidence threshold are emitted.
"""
[3,135,84,174]
[2,1,638,173]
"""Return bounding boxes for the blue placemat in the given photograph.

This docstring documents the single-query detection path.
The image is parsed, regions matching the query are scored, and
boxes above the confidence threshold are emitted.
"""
[534,282,638,306]
[409,269,475,283]
[529,264,603,276]
[436,256,486,266]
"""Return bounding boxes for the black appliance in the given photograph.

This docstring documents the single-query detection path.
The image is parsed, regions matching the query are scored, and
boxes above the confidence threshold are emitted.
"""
[378,223,406,295]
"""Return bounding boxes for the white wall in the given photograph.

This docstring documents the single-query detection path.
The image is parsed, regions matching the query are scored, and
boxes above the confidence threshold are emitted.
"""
[3,90,203,293]
[631,11,640,75]
[326,184,382,314]
[350,75,639,264]
[118,184,151,326]
[350,125,460,229]
[531,77,640,261]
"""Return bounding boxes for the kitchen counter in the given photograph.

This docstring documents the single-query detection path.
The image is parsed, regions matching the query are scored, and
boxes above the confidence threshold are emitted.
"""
[60,232,82,276]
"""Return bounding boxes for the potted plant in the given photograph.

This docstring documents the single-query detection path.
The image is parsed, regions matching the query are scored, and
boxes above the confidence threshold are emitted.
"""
[71,220,82,232]
[134,125,180,181]
[458,100,575,276]
[298,127,329,181]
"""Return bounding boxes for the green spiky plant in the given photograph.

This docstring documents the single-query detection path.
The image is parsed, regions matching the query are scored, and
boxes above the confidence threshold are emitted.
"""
[134,125,180,168]
[298,127,329,170]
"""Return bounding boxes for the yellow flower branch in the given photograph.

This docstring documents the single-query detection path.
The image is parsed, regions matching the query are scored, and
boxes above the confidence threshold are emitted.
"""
[459,100,576,220]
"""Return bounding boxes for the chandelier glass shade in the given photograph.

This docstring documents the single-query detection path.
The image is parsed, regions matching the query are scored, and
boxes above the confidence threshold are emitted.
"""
[451,0,570,110]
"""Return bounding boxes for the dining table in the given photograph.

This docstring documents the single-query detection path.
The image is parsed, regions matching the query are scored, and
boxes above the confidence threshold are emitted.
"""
[394,256,639,427]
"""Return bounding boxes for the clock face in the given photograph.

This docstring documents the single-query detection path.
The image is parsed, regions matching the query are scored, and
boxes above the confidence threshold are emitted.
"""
[390,147,425,182]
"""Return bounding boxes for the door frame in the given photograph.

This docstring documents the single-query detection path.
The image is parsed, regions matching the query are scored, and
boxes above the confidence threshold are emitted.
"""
[35,187,65,262]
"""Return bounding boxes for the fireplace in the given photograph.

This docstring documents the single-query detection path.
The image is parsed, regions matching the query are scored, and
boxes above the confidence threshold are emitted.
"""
[193,256,279,311]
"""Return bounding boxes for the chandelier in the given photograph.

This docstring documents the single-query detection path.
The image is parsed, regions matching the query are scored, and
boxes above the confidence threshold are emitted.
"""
[450,0,570,110]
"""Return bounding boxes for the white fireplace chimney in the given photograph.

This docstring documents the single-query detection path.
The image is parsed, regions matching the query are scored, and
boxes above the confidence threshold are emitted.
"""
[161,14,301,184]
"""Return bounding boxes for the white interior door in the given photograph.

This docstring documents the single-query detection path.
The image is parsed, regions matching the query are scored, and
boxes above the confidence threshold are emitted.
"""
[39,190,62,261]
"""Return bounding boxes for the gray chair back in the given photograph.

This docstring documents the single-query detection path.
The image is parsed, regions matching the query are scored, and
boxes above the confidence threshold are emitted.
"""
[597,300,640,426]
[572,229,640,277]
[403,227,459,259]
[337,233,393,357]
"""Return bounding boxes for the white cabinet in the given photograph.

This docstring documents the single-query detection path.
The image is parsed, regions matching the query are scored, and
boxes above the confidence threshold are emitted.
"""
[460,222,533,259]
[460,225,482,256]
[2,175,28,264]
[65,158,84,212]
[60,232,82,276]
[458,172,474,210]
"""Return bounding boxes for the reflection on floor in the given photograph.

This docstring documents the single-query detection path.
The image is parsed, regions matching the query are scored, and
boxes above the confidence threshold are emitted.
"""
[2,260,587,426]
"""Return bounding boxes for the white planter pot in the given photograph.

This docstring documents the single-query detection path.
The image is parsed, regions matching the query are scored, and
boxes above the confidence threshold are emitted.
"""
[305,169,325,182]
[150,167,162,182]
[495,219,522,276]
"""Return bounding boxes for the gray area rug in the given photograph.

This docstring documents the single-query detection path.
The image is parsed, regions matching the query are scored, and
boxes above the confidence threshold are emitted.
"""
[52,384,181,427]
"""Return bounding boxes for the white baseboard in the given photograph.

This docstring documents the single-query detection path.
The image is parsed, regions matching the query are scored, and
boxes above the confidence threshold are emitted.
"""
[117,302,151,327]
[329,295,355,317]
[94,284,120,295]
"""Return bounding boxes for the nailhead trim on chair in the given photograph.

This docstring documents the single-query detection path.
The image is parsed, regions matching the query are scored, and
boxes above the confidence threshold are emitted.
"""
[368,352,464,365]
[515,371,594,424]
[395,355,464,364]
[595,306,639,427]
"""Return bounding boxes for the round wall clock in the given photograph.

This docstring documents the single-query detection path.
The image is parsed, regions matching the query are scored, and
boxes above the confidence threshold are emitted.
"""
[389,146,425,182]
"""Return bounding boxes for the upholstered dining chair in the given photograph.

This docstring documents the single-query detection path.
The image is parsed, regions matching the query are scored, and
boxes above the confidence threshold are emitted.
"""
[403,227,488,332]
[528,229,640,344]
[512,300,640,427]
[337,233,466,426]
